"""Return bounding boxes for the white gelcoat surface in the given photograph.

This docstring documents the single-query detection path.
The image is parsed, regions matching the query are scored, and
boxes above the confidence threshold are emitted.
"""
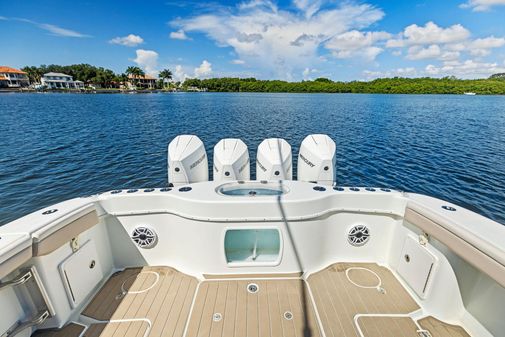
[59,240,103,308]
[0,180,503,337]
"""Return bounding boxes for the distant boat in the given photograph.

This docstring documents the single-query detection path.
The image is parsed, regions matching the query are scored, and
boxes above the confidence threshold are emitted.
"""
[464,92,476,95]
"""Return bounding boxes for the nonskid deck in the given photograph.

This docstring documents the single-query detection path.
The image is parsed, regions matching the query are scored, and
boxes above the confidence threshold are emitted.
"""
[32,264,470,337]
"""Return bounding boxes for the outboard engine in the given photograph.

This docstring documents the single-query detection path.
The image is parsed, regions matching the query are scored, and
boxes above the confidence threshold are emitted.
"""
[167,135,208,186]
[213,138,250,181]
[256,138,292,180]
[297,134,336,185]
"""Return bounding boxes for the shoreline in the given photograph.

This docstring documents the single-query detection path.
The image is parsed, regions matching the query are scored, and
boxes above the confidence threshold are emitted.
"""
[1,89,503,95]
[0,88,173,94]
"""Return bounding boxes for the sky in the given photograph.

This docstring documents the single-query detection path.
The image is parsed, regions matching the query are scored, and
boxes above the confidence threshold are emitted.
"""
[1,0,505,81]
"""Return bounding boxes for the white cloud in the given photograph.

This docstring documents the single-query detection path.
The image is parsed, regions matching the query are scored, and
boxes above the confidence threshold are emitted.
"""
[171,0,384,78]
[293,0,323,18]
[386,21,505,63]
[363,67,418,79]
[425,64,439,75]
[231,59,246,65]
[445,43,467,51]
[325,30,391,60]
[470,36,505,49]
[109,34,144,47]
[8,17,90,37]
[469,49,491,57]
[173,65,189,82]
[386,22,470,47]
[465,37,505,57]
[239,0,278,11]
[169,29,190,40]
[460,0,505,11]
[439,51,461,61]
[194,60,212,78]
[407,45,441,60]
[302,67,318,79]
[365,59,505,79]
[425,60,505,77]
[133,49,159,75]
[36,23,89,37]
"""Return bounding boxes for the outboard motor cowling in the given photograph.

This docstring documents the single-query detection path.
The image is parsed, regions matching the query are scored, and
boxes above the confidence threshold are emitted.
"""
[256,138,292,180]
[297,134,336,185]
[168,135,208,186]
[213,138,250,181]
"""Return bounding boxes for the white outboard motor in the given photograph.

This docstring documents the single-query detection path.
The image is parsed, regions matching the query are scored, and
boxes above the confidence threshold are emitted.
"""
[167,135,208,186]
[256,138,292,180]
[297,134,336,185]
[213,138,250,181]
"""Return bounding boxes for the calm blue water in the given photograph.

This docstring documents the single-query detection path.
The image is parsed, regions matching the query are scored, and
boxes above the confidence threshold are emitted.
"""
[0,92,504,225]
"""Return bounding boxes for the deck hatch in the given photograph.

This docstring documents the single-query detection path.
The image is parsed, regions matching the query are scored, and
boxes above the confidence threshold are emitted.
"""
[397,236,437,299]
[59,240,103,308]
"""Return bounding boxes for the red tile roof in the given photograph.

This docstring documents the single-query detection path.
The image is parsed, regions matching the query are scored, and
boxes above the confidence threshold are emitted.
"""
[0,66,27,74]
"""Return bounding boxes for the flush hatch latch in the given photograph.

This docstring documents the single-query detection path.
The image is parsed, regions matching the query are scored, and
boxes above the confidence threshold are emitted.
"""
[417,330,432,337]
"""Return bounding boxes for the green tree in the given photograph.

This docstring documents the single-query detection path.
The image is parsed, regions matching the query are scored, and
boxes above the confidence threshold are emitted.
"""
[21,66,43,84]
[490,73,505,80]
[115,73,129,88]
[159,69,173,88]
[314,77,332,83]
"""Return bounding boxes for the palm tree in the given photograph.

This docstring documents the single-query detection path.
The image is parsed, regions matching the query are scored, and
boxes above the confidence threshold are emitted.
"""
[159,69,173,88]
[117,73,129,89]
[125,66,145,88]
[21,66,43,84]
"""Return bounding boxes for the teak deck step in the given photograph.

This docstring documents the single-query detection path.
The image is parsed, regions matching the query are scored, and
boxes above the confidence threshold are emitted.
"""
[418,316,471,337]
[185,278,322,337]
[307,262,420,337]
[31,323,85,337]
[84,321,150,337]
[356,316,420,337]
[355,315,472,337]
[82,266,198,337]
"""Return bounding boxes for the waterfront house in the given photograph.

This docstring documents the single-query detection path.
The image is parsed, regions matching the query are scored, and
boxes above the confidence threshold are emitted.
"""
[41,72,84,89]
[127,74,157,89]
[0,66,30,88]
[186,86,208,92]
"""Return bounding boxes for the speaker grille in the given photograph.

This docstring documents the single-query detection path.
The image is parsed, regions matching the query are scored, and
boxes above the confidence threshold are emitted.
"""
[131,226,158,249]
[348,225,370,246]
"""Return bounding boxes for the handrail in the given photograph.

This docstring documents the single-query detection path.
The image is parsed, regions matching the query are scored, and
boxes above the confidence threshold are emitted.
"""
[1,310,49,337]
[0,270,32,291]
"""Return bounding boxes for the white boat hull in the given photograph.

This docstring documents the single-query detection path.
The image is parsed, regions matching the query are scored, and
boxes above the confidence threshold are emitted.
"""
[0,180,503,337]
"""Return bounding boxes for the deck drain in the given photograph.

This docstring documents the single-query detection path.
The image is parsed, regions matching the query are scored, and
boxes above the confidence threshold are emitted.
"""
[213,313,222,322]
[284,311,293,320]
[247,283,259,294]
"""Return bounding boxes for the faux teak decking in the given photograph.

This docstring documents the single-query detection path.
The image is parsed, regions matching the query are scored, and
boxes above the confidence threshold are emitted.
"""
[33,264,471,337]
